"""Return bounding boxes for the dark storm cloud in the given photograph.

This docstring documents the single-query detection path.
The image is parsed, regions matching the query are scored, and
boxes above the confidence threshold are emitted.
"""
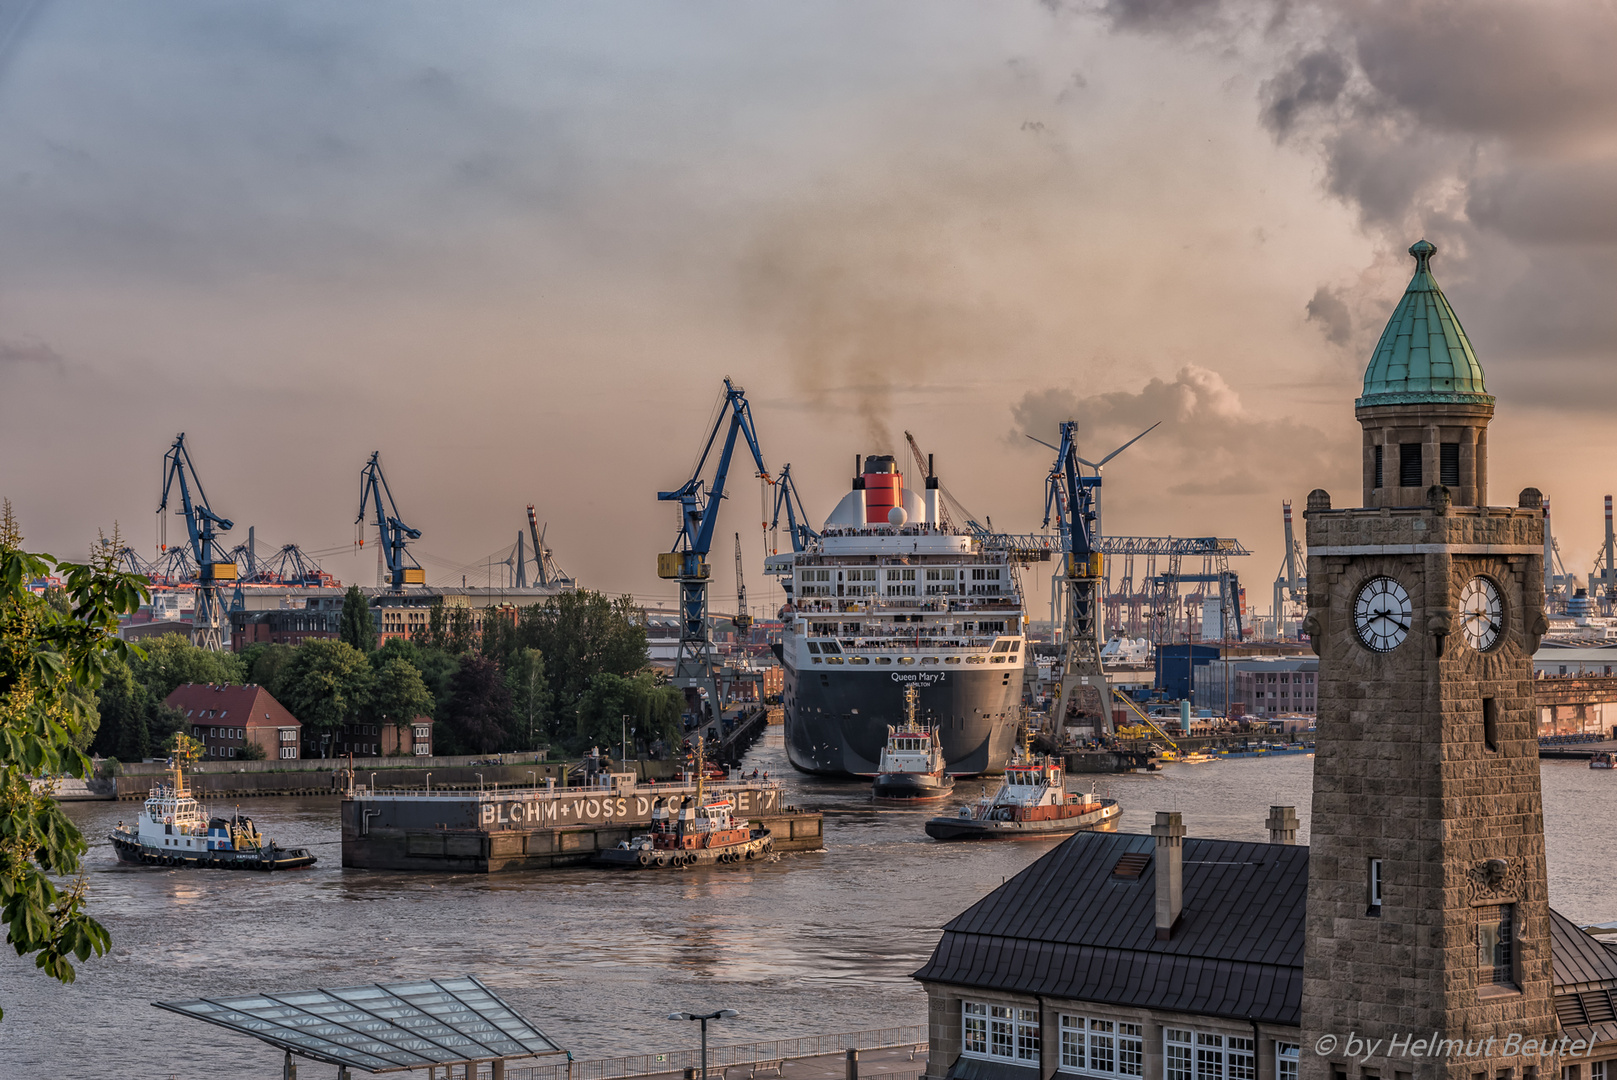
[1105,0,1617,411]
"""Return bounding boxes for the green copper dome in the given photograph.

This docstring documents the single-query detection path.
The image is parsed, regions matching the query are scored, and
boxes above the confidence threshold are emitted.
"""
[1356,239,1493,408]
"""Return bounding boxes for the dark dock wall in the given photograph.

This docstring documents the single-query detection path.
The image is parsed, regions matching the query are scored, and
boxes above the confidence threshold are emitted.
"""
[341,784,824,872]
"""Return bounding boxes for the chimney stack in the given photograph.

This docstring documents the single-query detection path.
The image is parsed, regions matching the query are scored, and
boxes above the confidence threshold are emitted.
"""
[1266,805,1299,845]
[1152,811,1185,940]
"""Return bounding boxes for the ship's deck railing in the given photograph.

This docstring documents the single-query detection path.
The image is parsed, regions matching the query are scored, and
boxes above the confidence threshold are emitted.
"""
[507,1026,927,1080]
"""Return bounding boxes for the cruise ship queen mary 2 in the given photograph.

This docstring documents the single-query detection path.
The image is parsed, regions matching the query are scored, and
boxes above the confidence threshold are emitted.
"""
[768,454,1025,777]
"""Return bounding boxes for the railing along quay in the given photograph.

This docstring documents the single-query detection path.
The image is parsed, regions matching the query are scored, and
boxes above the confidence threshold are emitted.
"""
[507,1026,927,1080]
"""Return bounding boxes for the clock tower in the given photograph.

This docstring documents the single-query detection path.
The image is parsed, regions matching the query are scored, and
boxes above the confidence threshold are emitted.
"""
[1300,241,1554,1080]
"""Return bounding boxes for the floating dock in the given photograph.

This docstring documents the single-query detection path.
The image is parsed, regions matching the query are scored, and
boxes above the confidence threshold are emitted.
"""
[341,775,823,872]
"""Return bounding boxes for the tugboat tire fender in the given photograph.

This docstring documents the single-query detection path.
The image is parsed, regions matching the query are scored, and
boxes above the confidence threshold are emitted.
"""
[637,852,651,867]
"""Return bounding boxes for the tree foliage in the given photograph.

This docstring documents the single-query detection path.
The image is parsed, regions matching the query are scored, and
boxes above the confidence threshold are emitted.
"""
[128,633,245,703]
[338,586,375,654]
[272,640,372,753]
[505,648,551,752]
[516,592,649,721]
[0,506,146,1017]
[370,658,433,728]
[574,672,684,755]
[439,654,513,755]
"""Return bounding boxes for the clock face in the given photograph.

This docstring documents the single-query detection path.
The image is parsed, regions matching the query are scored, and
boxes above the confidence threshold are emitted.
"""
[1459,576,1504,652]
[1354,576,1412,653]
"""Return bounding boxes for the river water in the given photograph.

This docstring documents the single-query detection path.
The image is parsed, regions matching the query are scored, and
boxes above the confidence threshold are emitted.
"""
[3,735,1614,1080]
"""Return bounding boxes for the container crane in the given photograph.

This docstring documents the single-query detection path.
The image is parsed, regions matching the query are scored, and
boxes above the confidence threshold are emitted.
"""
[524,505,572,587]
[733,533,752,637]
[157,433,237,651]
[1039,420,1157,734]
[357,452,425,590]
[659,378,771,724]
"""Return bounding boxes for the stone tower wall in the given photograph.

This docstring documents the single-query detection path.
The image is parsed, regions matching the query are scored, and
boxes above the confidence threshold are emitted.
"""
[1300,492,1555,1080]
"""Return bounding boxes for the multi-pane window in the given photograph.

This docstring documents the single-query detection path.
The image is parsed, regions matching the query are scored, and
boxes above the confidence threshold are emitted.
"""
[1590,1063,1606,1080]
[1060,1017,1141,1076]
[1480,905,1517,987]
[1369,858,1384,911]
[1166,1030,1194,1080]
[1164,1030,1254,1080]
[963,1003,1038,1065]
[1277,1045,1299,1080]
[964,1003,988,1055]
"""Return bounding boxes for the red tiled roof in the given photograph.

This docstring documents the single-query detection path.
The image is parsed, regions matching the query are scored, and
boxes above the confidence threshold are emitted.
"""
[163,684,301,730]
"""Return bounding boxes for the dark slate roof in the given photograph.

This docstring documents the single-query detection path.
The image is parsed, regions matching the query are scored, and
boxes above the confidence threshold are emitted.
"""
[914,831,1617,1030]
[913,831,1309,1025]
[1551,908,1617,990]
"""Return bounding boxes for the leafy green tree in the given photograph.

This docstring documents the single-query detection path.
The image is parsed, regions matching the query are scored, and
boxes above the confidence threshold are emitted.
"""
[573,671,684,757]
[338,585,375,654]
[371,635,420,672]
[505,648,551,751]
[517,591,649,719]
[90,657,147,759]
[128,633,245,704]
[370,658,434,729]
[246,642,296,696]
[237,739,266,761]
[440,654,512,754]
[1,504,145,1016]
[273,640,373,756]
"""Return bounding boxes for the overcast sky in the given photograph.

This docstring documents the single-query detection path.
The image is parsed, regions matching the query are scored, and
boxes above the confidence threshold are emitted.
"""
[3,0,1614,619]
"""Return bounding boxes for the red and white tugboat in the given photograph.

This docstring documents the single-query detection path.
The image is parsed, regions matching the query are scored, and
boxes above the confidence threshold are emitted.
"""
[600,740,774,869]
[110,758,316,871]
[872,687,955,802]
[924,738,1119,841]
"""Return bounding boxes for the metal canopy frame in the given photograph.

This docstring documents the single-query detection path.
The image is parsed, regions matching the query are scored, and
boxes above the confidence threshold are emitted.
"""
[154,975,564,1074]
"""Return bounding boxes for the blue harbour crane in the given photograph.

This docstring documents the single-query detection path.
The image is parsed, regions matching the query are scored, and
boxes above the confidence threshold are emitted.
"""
[157,433,238,651]
[659,378,771,725]
[768,463,818,554]
[357,452,425,591]
[1035,420,1157,733]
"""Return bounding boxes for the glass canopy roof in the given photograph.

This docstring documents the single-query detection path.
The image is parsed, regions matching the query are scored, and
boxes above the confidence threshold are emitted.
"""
[155,975,563,1073]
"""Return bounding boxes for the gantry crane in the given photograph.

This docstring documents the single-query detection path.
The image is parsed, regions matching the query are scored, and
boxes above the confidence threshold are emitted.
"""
[659,378,771,724]
[1037,420,1157,734]
[357,452,424,590]
[525,505,571,587]
[157,433,237,651]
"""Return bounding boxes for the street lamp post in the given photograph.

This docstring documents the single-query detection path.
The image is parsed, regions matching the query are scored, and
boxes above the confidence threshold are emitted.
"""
[426,773,431,792]
[526,770,537,788]
[668,1010,737,1080]
[622,714,630,770]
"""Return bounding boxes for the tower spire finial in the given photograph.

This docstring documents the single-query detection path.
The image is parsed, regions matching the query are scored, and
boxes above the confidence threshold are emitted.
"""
[1408,238,1435,273]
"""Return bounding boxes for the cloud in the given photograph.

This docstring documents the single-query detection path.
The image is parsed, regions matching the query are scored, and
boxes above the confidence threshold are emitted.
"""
[1007,365,1352,501]
[0,337,63,370]
[1304,286,1351,345]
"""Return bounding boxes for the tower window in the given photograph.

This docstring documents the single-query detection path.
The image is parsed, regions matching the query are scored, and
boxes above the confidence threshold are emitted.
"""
[1400,443,1423,487]
[1374,446,1383,490]
[1368,858,1383,914]
[1441,443,1460,487]
[1479,904,1516,988]
[1483,697,1499,753]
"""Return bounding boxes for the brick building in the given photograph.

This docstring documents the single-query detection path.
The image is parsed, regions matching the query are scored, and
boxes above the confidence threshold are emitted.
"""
[310,718,432,759]
[165,683,302,760]
[229,607,342,650]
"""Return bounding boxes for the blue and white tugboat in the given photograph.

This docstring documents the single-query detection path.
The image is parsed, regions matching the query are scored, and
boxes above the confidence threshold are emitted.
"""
[110,760,316,871]
[872,686,955,802]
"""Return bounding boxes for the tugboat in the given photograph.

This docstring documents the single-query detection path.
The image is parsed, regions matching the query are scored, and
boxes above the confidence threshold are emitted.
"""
[600,739,774,869]
[1591,751,1615,770]
[110,757,316,870]
[924,739,1119,841]
[872,687,955,802]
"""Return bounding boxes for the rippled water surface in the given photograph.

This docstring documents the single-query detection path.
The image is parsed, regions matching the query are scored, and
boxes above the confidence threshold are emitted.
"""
[3,736,1613,1079]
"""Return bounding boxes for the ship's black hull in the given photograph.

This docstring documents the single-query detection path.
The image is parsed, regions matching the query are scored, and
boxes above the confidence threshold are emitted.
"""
[110,833,316,871]
[872,772,955,801]
[784,661,1021,777]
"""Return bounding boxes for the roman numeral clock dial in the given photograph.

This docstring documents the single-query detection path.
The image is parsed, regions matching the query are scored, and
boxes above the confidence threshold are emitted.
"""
[1353,576,1412,653]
